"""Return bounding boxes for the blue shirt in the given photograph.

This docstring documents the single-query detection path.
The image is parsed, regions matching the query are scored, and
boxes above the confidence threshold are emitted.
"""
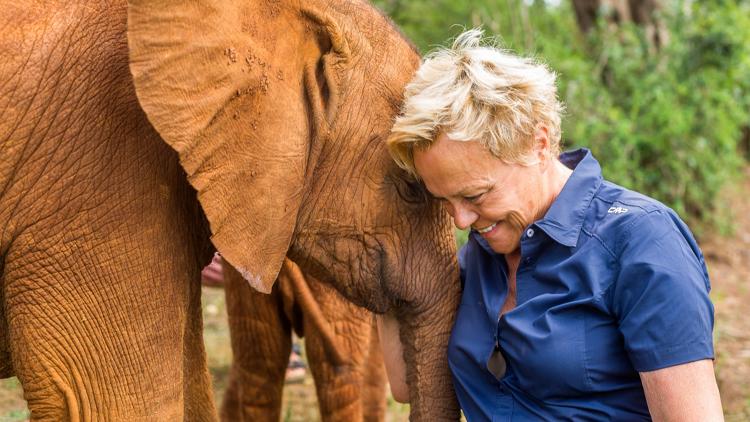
[448,149,714,421]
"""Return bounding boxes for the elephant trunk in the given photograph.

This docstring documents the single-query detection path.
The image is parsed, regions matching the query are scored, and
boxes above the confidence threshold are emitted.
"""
[399,276,461,420]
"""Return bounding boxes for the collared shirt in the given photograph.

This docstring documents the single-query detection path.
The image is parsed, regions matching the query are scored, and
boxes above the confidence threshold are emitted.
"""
[448,148,714,421]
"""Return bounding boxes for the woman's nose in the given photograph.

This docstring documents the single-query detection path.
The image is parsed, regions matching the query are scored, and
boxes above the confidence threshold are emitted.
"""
[451,203,478,231]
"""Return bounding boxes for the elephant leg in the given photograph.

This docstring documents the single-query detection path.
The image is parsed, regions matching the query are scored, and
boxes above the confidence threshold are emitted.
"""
[0,1,218,417]
[221,264,291,422]
[2,200,215,421]
[303,277,386,422]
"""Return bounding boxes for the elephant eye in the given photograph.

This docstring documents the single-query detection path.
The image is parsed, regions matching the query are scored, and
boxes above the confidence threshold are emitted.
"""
[315,54,330,109]
[391,175,428,205]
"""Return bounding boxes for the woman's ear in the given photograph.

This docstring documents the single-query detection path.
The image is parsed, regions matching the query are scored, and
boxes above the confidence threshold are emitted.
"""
[533,123,552,166]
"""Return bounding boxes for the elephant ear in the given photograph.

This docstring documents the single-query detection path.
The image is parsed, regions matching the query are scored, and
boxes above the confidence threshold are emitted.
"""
[127,0,347,293]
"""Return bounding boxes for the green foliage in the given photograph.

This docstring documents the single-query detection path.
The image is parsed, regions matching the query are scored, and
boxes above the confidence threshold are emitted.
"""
[374,0,750,235]
[566,0,750,234]
[455,228,469,249]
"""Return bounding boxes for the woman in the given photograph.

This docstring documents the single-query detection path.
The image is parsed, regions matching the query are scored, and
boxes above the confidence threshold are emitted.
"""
[379,29,723,421]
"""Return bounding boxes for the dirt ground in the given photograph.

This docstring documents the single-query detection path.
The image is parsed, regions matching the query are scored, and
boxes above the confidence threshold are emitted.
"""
[700,168,750,422]
[0,172,748,421]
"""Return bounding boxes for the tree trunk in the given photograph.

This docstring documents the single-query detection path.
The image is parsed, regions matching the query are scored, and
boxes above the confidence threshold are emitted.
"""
[571,0,667,48]
[571,0,630,33]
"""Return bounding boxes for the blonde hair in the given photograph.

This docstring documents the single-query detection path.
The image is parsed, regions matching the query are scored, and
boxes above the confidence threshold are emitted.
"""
[387,28,563,177]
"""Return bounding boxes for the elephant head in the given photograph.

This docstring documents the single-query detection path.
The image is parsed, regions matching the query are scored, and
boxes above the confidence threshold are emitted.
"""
[128,0,460,419]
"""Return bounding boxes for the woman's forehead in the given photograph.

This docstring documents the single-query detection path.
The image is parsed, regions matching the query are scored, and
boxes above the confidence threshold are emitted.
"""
[414,139,511,198]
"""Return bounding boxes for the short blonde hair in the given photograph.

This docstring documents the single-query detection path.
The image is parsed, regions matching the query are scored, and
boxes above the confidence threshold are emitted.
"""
[387,28,563,177]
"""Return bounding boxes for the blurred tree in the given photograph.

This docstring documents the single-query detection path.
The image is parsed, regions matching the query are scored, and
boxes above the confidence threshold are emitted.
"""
[571,0,667,48]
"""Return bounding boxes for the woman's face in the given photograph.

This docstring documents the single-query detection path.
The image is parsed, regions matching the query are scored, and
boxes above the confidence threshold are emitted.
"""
[414,133,546,255]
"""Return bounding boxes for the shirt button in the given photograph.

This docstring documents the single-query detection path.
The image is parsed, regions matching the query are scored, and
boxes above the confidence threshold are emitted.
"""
[526,228,535,238]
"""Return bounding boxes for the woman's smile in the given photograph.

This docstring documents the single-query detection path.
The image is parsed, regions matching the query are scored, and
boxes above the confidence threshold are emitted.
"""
[474,222,497,234]
[475,220,516,250]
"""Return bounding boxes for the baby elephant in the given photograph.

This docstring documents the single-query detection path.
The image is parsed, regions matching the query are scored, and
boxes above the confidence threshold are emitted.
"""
[214,257,387,422]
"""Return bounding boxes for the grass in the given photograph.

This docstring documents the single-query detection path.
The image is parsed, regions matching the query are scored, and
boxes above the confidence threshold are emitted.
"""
[0,378,26,422]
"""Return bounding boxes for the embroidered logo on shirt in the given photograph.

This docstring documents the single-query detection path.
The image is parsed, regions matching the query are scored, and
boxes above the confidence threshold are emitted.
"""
[608,206,629,214]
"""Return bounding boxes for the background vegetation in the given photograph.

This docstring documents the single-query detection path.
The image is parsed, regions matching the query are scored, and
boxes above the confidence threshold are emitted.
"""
[375,0,750,236]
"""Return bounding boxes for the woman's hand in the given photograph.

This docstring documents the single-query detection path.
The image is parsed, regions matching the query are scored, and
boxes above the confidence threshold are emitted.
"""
[376,313,409,403]
[640,359,723,421]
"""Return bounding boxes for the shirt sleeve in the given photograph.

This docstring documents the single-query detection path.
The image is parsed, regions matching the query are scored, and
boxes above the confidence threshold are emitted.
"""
[611,209,714,372]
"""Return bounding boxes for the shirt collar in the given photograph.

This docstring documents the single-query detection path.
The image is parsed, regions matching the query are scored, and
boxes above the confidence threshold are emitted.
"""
[535,148,602,247]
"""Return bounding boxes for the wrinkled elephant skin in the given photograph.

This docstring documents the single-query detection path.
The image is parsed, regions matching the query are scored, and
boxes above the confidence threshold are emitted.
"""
[0,0,461,420]
[1,2,216,420]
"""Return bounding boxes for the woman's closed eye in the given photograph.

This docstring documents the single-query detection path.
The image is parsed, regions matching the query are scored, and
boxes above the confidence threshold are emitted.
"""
[464,193,484,203]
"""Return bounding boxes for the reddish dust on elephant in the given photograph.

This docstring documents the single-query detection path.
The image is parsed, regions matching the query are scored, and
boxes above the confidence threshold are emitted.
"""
[1,0,460,421]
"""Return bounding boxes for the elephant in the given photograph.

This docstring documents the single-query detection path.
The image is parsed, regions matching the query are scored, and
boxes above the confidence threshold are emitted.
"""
[1,0,461,420]
[220,258,387,422]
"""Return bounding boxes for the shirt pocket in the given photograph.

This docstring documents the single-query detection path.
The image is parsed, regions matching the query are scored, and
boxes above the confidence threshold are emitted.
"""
[502,307,593,400]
